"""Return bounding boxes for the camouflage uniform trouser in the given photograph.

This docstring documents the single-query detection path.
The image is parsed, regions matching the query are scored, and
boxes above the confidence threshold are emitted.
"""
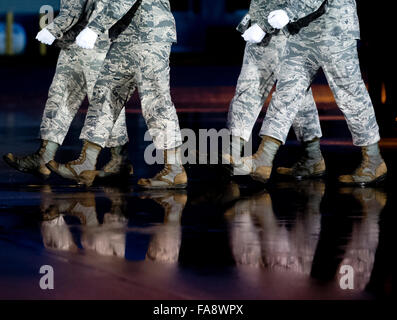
[80,41,182,150]
[261,35,380,146]
[40,45,129,148]
[228,32,322,143]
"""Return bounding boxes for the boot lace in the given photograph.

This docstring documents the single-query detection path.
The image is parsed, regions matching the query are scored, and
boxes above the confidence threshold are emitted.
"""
[154,164,172,179]
[70,143,88,165]
[355,150,370,175]
[252,139,266,160]
[104,149,122,171]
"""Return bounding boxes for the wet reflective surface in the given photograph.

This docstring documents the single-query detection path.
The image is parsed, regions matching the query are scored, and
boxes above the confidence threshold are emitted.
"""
[0,158,394,299]
[0,66,395,299]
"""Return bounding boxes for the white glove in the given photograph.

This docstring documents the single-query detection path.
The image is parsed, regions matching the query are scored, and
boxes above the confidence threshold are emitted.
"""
[242,24,266,44]
[268,10,290,29]
[35,28,56,45]
[76,27,98,49]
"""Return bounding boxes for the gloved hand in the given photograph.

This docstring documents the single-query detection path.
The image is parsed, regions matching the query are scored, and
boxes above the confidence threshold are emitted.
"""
[268,10,290,29]
[35,28,56,45]
[76,27,98,49]
[242,24,266,44]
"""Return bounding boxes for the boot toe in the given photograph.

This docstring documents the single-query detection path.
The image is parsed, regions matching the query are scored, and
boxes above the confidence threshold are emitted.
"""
[4,153,15,163]
[137,178,151,187]
[3,153,21,171]
[78,170,98,187]
[47,161,80,182]
[277,167,293,176]
[251,166,272,184]
[338,175,355,184]
[127,163,134,175]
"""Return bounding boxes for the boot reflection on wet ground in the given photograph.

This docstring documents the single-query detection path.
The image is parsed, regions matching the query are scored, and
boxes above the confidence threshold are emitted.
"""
[0,175,392,299]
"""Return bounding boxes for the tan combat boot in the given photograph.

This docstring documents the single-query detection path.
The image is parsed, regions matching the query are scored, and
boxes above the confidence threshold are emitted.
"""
[234,136,281,183]
[47,140,101,187]
[3,140,58,179]
[277,138,326,180]
[222,135,245,166]
[339,143,387,187]
[138,147,187,189]
[98,144,134,179]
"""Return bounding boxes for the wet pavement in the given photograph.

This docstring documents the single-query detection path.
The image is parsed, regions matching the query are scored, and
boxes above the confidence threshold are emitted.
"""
[0,175,393,299]
[0,112,395,300]
[0,66,395,300]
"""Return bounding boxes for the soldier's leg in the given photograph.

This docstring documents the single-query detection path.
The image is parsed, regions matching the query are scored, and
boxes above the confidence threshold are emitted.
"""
[226,40,280,165]
[292,88,322,144]
[103,96,133,178]
[104,75,136,150]
[259,40,319,144]
[106,111,129,148]
[80,44,132,149]
[320,40,386,186]
[83,45,134,178]
[49,42,137,186]
[235,39,320,183]
[98,69,132,149]
[135,43,187,189]
[100,108,134,179]
[79,41,136,148]
[322,40,380,147]
[41,48,88,144]
[228,41,279,142]
[278,88,326,179]
[4,48,87,178]
[136,43,182,151]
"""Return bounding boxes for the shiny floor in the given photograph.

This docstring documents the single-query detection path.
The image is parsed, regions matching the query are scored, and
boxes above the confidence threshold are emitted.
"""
[0,66,395,300]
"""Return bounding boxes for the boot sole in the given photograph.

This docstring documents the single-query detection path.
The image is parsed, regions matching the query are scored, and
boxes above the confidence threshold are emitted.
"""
[78,170,100,187]
[290,171,326,181]
[97,165,134,179]
[250,173,270,184]
[339,173,387,188]
[139,183,188,190]
[46,162,80,183]
[3,155,50,180]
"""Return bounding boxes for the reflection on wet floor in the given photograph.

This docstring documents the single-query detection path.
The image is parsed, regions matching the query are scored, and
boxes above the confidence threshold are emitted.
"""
[39,187,187,263]
[40,188,128,256]
[226,182,385,293]
[1,67,395,299]
[226,181,324,273]
[0,177,391,299]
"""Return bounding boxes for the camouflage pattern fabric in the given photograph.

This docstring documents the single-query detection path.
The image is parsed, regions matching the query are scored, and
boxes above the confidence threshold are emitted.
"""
[80,41,182,150]
[40,46,129,148]
[294,0,360,41]
[40,0,129,148]
[47,0,110,50]
[248,0,284,33]
[228,15,322,143]
[87,0,177,44]
[46,0,88,40]
[249,0,327,33]
[260,0,380,146]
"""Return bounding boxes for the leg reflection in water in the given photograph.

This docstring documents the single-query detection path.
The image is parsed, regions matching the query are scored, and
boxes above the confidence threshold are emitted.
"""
[39,187,129,257]
[226,181,386,293]
[142,191,187,264]
[226,180,324,274]
[39,187,189,263]
[40,186,79,252]
[311,187,386,292]
[338,188,386,291]
[81,188,128,258]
